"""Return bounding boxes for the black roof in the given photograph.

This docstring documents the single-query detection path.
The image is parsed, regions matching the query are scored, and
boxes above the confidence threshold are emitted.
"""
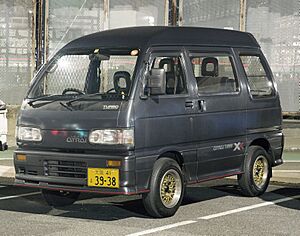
[61,26,259,52]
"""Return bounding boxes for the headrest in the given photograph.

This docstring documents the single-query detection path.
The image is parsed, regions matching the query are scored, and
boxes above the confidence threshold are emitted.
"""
[113,71,131,94]
[159,58,174,72]
[201,57,218,77]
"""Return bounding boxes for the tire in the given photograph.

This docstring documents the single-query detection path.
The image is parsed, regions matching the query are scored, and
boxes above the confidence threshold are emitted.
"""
[0,143,7,151]
[42,189,80,207]
[142,158,184,218]
[238,146,271,197]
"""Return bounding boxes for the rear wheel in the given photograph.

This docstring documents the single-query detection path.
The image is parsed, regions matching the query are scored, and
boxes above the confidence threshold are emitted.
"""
[42,189,80,207]
[142,158,184,218]
[238,146,271,196]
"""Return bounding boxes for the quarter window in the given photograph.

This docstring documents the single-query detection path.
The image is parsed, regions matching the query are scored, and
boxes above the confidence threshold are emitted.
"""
[152,56,187,95]
[240,55,274,97]
[190,55,238,94]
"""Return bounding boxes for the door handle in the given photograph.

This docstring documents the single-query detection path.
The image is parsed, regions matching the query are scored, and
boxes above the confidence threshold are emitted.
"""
[185,101,194,108]
[198,100,206,112]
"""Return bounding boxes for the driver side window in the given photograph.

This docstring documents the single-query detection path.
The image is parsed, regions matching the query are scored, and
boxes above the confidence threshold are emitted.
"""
[151,56,187,95]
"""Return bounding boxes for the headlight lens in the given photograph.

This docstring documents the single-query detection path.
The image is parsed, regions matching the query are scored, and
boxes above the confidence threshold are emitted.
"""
[89,128,134,145]
[17,127,42,142]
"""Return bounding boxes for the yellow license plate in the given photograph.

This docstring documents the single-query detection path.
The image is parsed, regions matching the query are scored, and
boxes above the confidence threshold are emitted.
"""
[87,168,119,188]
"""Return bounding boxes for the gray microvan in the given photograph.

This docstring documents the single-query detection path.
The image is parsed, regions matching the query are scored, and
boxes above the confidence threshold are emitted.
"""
[14,26,284,218]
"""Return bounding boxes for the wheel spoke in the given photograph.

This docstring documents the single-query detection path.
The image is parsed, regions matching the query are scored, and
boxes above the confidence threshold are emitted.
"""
[159,169,182,208]
[253,156,268,188]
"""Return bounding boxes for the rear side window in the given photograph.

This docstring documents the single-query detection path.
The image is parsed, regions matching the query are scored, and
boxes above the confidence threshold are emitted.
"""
[240,55,274,98]
[190,55,238,94]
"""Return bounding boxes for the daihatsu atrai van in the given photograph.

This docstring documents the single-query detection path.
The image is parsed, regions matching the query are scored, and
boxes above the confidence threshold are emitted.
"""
[14,26,284,218]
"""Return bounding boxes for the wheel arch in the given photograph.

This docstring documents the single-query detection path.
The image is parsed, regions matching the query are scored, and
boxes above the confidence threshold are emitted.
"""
[156,151,184,168]
[144,151,184,190]
[249,138,271,154]
[248,138,275,170]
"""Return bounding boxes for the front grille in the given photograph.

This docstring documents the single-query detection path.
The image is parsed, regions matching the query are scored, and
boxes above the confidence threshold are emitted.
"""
[44,160,87,178]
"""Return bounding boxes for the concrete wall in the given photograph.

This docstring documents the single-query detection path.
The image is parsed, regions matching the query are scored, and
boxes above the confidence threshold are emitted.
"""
[283,128,300,151]
[6,106,19,147]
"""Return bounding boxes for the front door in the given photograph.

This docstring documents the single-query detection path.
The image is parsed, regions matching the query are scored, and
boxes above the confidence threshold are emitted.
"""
[134,47,198,182]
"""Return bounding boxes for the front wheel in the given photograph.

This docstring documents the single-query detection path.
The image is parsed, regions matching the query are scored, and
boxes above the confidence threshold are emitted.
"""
[42,189,80,207]
[142,158,184,218]
[238,146,271,197]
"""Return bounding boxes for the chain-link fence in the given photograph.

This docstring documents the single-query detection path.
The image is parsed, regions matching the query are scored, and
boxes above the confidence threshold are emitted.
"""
[0,0,33,105]
[109,0,165,29]
[246,0,300,112]
[182,0,240,30]
[48,0,103,57]
[48,0,166,57]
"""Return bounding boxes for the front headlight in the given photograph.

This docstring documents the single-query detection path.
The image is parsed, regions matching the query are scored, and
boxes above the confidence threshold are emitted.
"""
[17,127,42,142]
[89,128,134,145]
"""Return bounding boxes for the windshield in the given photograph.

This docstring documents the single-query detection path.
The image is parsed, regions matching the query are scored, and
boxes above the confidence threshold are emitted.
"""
[28,49,138,102]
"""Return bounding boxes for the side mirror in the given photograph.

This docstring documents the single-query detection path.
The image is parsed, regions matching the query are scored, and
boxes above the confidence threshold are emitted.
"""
[147,68,166,95]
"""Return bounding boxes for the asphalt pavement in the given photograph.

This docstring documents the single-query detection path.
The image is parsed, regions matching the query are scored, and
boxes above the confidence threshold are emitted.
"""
[0,179,298,236]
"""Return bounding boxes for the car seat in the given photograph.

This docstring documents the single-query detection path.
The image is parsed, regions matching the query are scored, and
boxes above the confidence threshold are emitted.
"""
[113,71,131,96]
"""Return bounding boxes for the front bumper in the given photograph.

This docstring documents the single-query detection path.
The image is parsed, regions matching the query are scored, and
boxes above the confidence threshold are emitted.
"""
[14,149,149,195]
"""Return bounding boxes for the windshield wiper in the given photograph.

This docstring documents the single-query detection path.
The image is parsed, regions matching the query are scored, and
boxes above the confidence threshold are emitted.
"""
[66,93,103,106]
[28,94,78,109]
[28,94,61,106]
[27,93,102,109]
[59,101,73,111]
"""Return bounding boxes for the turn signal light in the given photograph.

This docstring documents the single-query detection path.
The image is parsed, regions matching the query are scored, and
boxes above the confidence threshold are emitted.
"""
[106,160,121,167]
[16,154,27,161]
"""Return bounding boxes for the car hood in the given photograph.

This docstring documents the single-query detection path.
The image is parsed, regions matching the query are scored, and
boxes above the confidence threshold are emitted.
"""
[17,100,133,151]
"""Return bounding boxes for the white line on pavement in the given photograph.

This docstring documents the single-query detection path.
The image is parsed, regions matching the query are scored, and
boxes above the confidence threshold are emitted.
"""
[0,192,40,201]
[198,195,300,220]
[0,186,6,188]
[284,160,300,163]
[126,220,197,236]
[273,170,300,173]
[126,195,300,236]
[0,158,13,160]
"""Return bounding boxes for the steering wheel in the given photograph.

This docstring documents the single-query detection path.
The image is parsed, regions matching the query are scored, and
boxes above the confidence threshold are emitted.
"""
[106,88,116,93]
[62,88,85,95]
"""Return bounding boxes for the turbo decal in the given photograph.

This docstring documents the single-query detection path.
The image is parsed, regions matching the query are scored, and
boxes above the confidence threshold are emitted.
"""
[212,142,244,152]
[233,142,245,151]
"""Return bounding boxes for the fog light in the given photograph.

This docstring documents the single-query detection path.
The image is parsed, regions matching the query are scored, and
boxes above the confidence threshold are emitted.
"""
[106,160,121,167]
[16,154,27,161]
